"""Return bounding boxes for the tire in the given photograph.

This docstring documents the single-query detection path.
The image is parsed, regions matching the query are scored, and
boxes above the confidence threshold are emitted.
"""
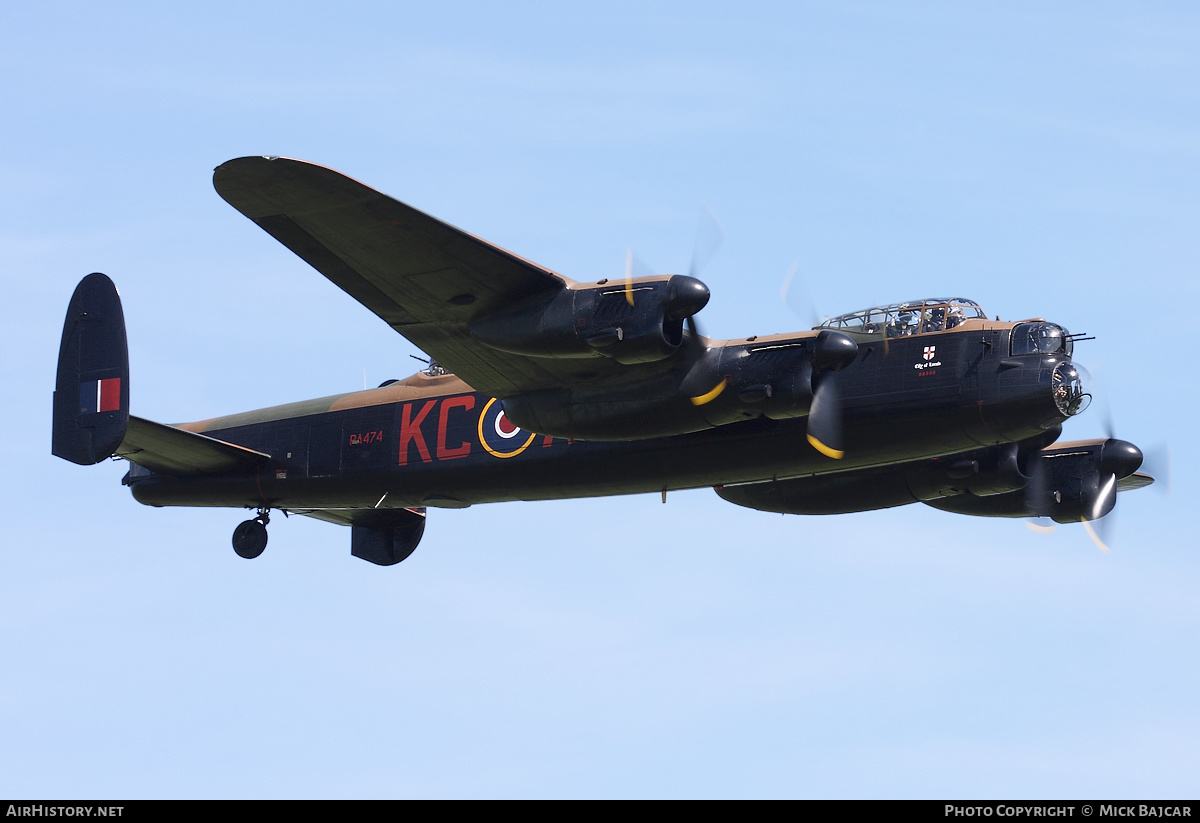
[232,519,268,559]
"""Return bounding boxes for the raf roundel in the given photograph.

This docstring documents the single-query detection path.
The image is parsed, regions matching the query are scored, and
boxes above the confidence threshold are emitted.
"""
[477,398,537,458]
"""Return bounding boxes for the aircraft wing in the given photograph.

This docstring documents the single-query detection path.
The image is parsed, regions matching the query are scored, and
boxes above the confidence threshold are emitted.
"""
[214,156,593,397]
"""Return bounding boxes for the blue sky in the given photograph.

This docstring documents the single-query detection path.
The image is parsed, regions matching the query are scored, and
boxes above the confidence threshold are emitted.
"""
[2,1,1197,798]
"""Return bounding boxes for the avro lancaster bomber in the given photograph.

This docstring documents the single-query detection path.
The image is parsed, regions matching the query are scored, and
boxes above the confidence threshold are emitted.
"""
[52,157,1154,565]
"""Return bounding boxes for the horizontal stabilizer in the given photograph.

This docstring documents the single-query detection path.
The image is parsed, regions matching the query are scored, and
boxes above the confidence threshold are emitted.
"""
[117,416,270,476]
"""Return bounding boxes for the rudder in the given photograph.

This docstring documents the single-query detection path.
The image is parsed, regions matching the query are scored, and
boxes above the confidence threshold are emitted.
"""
[52,273,130,465]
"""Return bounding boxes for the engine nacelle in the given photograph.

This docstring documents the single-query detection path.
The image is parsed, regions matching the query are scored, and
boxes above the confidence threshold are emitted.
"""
[922,438,1143,523]
[502,382,750,440]
[694,330,857,422]
[908,442,1031,500]
[502,329,860,441]
[1026,438,1142,523]
[469,275,709,365]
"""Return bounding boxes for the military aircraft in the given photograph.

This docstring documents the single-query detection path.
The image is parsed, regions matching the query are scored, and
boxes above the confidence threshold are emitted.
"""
[52,156,1155,565]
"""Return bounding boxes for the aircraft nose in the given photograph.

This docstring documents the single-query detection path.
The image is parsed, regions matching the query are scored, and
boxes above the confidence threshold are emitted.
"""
[1052,361,1092,417]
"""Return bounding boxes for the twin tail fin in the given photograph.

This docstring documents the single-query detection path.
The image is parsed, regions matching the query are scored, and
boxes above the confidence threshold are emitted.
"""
[52,273,270,476]
[52,273,130,465]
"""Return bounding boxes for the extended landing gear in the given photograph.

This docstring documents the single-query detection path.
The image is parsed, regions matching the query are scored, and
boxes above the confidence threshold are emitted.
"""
[232,508,270,559]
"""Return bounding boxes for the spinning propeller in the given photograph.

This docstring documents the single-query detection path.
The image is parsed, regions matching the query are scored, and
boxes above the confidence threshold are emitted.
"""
[625,204,722,391]
[628,207,858,459]
[1080,437,1143,552]
[1073,373,1166,552]
[777,261,865,457]
[806,331,858,459]
[623,203,724,317]
[1024,386,1156,553]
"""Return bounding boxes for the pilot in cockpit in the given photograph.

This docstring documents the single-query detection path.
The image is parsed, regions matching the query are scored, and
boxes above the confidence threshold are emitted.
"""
[892,311,916,335]
[923,307,946,333]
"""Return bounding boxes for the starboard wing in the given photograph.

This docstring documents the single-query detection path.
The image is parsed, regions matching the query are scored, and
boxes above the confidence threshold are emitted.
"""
[214,156,598,397]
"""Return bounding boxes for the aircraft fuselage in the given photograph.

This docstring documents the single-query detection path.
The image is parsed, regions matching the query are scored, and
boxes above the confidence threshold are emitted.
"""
[126,320,1073,516]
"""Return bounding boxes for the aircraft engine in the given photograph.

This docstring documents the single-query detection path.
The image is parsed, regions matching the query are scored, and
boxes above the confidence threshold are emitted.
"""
[501,328,859,441]
[469,275,710,365]
[1025,438,1143,523]
[680,329,858,457]
[922,438,1144,523]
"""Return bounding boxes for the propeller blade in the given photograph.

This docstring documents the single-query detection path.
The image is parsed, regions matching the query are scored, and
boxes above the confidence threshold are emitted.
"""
[621,249,657,307]
[688,202,725,280]
[690,378,727,406]
[804,332,857,459]
[1079,471,1118,553]
[779,260,819,328]
[624,248,635,306]
[1087,471,1119,523]
[1141,442,1172,494]
[779,261,798,303]
[1081,518,1112,554]
[807,375,843,459]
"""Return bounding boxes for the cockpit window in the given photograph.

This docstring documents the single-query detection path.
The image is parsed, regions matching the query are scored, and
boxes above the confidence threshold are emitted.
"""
[815,298,985,339]
[1011,322,1072,357]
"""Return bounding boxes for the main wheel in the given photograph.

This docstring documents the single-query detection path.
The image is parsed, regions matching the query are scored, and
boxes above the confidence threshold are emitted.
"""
[232,519,268,559]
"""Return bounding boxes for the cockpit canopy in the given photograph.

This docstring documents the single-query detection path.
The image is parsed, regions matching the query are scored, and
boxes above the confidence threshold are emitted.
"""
[814,298,986,339]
